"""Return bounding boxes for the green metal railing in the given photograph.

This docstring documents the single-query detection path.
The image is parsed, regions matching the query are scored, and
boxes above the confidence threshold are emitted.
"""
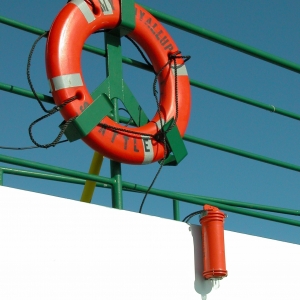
[1,157,300,226]
[1,4,300,227]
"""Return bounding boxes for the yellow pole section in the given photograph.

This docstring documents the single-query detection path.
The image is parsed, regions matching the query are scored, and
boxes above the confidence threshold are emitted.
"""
[80,152,104,203]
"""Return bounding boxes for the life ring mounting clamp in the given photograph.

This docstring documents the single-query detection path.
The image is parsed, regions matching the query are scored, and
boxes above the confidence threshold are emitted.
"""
[46,0,191,165]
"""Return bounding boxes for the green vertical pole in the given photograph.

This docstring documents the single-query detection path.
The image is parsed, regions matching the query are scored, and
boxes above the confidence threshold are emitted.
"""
[105,32,123,210]
[0,169,3,186]
[173,200,180,221]
[103,0,135,209]
[110,159,123,209]
[110,95,123,209]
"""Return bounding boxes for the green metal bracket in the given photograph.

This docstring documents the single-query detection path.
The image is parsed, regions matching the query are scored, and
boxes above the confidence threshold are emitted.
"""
[110,0,136,37]
[92,0,148,127]
[94,26,149,127]
[160,118,188,166]
[60,93,113,142]
[92,35,148,127]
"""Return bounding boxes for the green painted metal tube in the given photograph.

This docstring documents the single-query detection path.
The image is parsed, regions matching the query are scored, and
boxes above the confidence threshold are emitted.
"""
[2,166,299,217]
[0,154,114,186]
[3,75,300,124]
[1,167,110,188]
[0,15,45,35]
[110,161,123,209]
[3,79,300,122]
[0,16,151,72]
[139,5,300,74]
[0,167,105,191]
[3,10,300,73]
[105,33,124,210]
[0,82,134,124]
[110,95,123,210]
[2,166,299,218]
[184,134,300,173]
[122,180,300,227]
[85,45,151,72]
[1,164,299,225]
[0,82,54,104]
[173,200,180,221]
[177,193,300,217]
[190,79,300,121]
[0,169,3,186]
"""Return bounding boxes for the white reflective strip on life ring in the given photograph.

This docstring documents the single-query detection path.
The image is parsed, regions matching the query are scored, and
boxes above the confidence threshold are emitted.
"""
[156,119,165,130]
[71,0,95,23]
[142,136,154,164]
[51,73,83,91]
[99,0,114,15]
[142,119,166,164]
[171,64,188,76]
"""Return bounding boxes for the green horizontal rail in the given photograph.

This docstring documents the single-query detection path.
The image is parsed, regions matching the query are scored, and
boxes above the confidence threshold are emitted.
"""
[0,15,45,35]
[2,17,300,121]
[122,180,300,227]
[177,192,300,216]
[190,79,300,121]
[184,134,300,173]
[2,81,300,173]
[1,167,110,189]
[0,82,134,125]
[3,78,300,122]
[0,16,152,72]
[2,166,299,217]
[3,10,300,75]
[0,82,54,104]
[84,44,152,72]
[1,162,299,227]
[0,154,114,186]
[140,4,300,74]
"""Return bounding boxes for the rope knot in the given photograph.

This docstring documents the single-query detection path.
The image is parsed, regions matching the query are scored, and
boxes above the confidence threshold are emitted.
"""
[153,130,165,143]
[168,51,191,63]
[168,51,182,60]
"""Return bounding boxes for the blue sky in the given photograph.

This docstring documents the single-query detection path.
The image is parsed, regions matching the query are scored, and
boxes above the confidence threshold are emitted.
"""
[1,0,300,244]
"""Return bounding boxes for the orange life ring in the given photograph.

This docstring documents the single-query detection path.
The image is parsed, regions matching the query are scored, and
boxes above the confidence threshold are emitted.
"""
[46,0,191,164]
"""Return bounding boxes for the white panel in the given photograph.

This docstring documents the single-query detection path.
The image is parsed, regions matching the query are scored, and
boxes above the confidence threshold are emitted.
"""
[0,186,299,300]
[0,186,196,300]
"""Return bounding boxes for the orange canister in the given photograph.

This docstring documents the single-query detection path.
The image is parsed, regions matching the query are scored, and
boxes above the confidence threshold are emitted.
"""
[200,205,228,279]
